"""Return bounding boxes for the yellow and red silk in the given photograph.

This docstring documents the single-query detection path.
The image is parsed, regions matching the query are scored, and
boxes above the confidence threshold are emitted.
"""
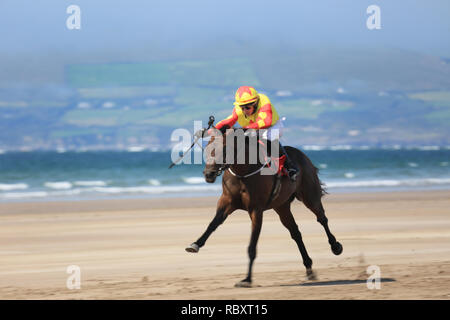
[215,103,274,130]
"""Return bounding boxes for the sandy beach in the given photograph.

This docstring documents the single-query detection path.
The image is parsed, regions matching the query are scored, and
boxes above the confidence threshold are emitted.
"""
[0,190,449,300]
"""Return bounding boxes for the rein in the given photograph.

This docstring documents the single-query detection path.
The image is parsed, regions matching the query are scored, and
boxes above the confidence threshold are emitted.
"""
[226,158,272,179]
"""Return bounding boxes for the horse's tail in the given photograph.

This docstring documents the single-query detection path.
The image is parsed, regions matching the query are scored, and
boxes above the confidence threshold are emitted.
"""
[285,146,327,203]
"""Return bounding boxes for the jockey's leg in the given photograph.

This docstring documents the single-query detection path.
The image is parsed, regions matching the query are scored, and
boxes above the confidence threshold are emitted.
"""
[259,138,299,181]
[262,123,298,181]
[274,139,299,181]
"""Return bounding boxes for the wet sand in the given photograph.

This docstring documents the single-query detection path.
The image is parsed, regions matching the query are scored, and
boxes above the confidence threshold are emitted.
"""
[0,190,449,299]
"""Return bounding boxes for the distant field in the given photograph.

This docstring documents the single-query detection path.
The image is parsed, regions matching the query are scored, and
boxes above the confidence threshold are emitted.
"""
[62,109,163,126]
[409,91,450,107]
[62,103,231,127]
[425,110,450,125]
[276,99,354,119]
[50,127,113,139]
[174,87,231,105]
[77,86,176,99]
[0,101,67,108]
[409,91,450,124]
[60,97,355,128]
[67,58,260,88]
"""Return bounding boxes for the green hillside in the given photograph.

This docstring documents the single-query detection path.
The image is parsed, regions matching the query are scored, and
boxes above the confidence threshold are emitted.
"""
[1,48,449,150]
[67,58,260,88]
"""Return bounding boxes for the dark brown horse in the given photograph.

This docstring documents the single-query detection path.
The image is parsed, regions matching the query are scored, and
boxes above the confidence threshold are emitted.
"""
[185,128,342,287]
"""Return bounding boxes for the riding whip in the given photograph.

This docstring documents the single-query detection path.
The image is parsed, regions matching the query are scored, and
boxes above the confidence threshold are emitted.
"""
[168,116,215,169]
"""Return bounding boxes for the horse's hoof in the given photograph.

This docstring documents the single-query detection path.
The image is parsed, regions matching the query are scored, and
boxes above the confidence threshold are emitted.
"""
[331,242,343,255]
[235,280,252,288]
[185,243,199,253]
[306,269,317,281]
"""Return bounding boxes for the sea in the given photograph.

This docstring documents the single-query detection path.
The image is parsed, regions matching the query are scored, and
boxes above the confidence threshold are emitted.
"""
[0,146,449,202]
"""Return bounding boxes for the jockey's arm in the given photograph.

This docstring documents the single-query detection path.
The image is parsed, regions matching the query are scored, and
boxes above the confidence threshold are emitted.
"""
[244,103,273,129]
[215,108,238,131]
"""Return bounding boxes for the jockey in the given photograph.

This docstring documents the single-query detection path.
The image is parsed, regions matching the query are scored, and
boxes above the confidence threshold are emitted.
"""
[215,86,299,181]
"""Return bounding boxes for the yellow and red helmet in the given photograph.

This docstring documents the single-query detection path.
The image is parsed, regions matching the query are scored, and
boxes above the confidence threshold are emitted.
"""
[234,86,259,106]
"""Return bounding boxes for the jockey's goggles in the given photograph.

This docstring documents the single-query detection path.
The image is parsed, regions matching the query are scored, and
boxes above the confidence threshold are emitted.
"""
[240,102,257,110]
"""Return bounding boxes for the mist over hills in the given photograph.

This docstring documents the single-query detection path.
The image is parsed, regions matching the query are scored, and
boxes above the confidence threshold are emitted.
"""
[1,45,449,151]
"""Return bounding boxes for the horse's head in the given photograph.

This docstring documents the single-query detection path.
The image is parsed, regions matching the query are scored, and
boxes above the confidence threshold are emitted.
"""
[203,127,262,183]
[203,128,227,183]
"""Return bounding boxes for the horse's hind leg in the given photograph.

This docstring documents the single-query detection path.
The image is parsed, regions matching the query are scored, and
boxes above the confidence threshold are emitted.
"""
[274,202,316,280]
[186,195,235,253]
[303,197,343,255]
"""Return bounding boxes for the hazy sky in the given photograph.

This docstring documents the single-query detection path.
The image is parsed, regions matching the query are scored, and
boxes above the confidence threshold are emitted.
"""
[1,0,449,57]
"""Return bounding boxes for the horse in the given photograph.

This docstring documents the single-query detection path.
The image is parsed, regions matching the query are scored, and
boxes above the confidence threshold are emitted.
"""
[185,127,343,287]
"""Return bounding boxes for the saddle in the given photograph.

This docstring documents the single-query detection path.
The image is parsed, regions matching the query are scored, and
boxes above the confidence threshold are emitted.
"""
[258,140,289,205]
[258,139,288,177]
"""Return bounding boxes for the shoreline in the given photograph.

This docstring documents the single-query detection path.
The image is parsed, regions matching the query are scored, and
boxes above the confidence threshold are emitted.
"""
[1,184,450,204]
[1,188,449,215]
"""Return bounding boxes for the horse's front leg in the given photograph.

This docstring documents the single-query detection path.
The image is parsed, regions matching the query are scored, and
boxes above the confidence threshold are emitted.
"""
[235,209,263,287]
[186,196,235,253]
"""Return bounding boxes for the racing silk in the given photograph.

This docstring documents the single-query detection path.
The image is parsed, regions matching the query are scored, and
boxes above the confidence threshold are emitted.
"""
[216,93,279,130]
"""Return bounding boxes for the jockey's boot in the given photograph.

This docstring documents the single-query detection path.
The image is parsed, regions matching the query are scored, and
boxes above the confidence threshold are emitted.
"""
[279,142,299,182]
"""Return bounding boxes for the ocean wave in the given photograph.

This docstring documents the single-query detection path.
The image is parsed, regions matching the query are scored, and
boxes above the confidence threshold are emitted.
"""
[0,189,83,199]
[127,146,146,152]
[300,145,447,151]
[148,179,161,186]
[325,178,450,188]
[2,177,449,200]
[417,146,440,151]
[302,145,326,151]
[74,180,108,187]
[344,172,355,178]
[0,183,29,191]
[51,189,82,196]
[182,177,206,184]
[44,182,73,190]
[330,145,353,151]
[1,191,49,199]
[0,184,222,200]
[89,185,221,195]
